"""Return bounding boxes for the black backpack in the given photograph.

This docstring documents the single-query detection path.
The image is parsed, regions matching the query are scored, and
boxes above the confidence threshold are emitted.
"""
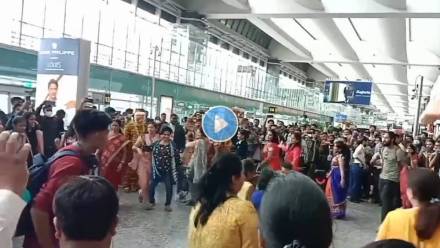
[15,150,81,237]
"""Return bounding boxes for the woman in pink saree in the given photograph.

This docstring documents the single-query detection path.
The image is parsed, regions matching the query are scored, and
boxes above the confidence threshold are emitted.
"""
[131,123,160,206]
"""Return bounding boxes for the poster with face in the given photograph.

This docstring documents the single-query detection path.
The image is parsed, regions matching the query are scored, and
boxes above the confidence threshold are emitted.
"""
[323,81,372,105]
[159,96,174,123]
[36,38,90,124]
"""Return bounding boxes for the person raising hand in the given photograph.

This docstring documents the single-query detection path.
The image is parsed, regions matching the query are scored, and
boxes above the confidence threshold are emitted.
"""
[0,131,31,247]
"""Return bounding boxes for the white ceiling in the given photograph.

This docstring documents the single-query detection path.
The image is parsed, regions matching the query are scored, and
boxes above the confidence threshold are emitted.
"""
[173,0,440,116]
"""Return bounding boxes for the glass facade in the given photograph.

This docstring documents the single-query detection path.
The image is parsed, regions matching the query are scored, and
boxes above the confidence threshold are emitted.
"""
[0,0,357,119]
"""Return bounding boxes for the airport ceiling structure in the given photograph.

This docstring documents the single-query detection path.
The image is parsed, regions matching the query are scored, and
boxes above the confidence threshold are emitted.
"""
[162,0,440,116]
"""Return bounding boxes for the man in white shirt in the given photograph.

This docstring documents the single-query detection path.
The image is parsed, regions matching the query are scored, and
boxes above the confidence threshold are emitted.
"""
[349,137,367,203]
[0,131,31,247]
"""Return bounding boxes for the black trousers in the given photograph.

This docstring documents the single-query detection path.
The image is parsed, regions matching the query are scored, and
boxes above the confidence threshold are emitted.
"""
[149,173,173,206]
[379,178,401,221]
[371,167,381,203]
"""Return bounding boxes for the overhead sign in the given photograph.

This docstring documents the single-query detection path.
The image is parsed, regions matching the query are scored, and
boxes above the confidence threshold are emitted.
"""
[323,80,372,105]
[37,38,80,75]
[335,113,348,123]
[104,93,111,105]
[36,38,91,125]
[268,106,277,114]
[202,106,238,142]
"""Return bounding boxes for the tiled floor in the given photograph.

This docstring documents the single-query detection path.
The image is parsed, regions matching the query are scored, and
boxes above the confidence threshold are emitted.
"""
[14,186,381,248]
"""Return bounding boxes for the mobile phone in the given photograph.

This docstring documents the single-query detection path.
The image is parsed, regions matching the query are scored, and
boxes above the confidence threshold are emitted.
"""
[142,145,153,152]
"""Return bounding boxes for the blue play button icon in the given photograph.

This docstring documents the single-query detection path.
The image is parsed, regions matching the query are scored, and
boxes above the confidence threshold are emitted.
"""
[202,106,238,142]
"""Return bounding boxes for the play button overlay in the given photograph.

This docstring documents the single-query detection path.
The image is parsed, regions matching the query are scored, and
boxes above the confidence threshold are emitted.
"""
[202,106,238,142]
[214,115,229,132]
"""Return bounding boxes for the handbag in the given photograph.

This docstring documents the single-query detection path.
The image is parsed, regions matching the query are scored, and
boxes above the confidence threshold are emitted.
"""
[32,153,46,165]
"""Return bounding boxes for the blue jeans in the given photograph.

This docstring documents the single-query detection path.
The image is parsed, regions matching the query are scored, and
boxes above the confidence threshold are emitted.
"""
[149,173,173,206]
[349,163,363,201]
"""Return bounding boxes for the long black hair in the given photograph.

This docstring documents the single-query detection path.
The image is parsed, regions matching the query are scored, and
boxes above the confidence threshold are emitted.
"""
[334,139,351,186]
[194,153,243,227]
[408,168,440,240]
[23,112,37,131]
[260,173,332,248]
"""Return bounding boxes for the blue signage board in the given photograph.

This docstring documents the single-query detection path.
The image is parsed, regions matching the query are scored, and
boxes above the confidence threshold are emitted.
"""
[37,38,80,75]
[323,80,372,105]
[335,113,348,123]
[202,106,238,142]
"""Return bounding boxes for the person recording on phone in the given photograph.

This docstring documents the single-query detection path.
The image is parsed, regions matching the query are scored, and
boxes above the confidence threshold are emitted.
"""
[5,101,24,130]
[36,101,63,157]
[0,131,31,247]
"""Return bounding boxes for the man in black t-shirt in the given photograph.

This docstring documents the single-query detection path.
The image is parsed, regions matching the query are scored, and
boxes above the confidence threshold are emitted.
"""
[36,102,61,157]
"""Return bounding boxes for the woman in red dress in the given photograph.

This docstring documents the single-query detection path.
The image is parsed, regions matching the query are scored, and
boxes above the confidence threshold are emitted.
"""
[285,132,303,172]
[263,130,282,171]
[400,144,421,208]
[100,120,129,190]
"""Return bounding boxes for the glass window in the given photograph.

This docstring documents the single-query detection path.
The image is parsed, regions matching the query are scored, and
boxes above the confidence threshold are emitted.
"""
[81,0,100,42]
[98,5,114,47]
[136,6,159,24]
[23,0,45,27]
[44,0,66,37]
[65,0,86,38]
[0,0,22,45]
[21,25,42,50]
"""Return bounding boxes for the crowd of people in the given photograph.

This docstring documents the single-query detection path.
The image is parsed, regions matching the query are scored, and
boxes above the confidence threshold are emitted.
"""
[0,95,440,248]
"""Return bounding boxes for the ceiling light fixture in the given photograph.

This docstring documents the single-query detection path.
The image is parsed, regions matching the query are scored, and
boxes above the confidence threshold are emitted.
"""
[293,19,317,40]
[348,18,363,41]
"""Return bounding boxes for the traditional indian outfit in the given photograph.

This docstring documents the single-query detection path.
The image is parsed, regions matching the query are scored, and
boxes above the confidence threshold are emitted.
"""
[188,138,209,202]
[377,208,440,248]
[399,165,411,209]
[132,133,159,201]
[237,181,254,201]
[325,155,348,219]
[100,133,129,189]
[400,153,421,209]
[188,197,259,248]
[124,121,148,192]
[263,142,282,171]
[285,144,303,172]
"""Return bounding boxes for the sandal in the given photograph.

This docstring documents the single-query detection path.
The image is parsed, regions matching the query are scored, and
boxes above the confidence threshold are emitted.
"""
[138,190,143,203]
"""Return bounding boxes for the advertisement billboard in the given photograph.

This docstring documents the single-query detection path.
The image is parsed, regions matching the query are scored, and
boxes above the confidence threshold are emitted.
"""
[36,38,90,124]
[159,95,174,122]
[335,113,348,123]
[323,80,372,105]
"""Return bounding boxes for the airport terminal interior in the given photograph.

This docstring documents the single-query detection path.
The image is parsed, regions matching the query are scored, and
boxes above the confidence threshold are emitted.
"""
[2,0,440,248]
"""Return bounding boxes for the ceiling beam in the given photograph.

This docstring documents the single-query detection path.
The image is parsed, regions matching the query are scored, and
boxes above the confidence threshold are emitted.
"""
[248,17,312,59]
[206,12,440,19]
[286,59,440,68]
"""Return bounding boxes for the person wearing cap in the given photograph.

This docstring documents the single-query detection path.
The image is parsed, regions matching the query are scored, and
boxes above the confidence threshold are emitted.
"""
[123,109,148,192]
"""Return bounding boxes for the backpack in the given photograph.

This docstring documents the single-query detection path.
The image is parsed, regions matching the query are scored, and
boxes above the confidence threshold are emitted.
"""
[15,149,81,237]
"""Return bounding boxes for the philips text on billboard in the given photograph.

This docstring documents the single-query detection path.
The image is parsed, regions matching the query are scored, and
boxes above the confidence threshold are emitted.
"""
[36,38,90,125]
[323,81,372,105]
[37,38,79,75]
